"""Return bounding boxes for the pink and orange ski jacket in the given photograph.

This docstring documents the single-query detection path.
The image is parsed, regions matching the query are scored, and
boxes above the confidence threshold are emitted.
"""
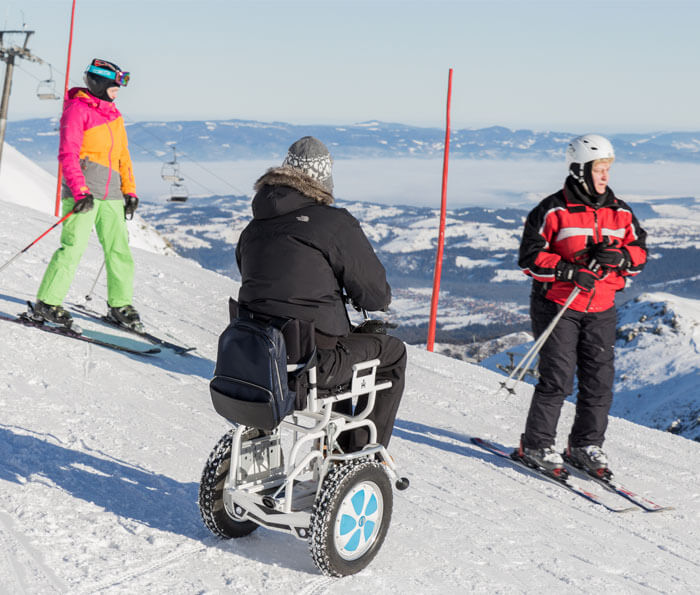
[58,87,136,201]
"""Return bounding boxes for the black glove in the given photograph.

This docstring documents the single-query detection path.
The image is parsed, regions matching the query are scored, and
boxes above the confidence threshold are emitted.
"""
[123,193,139,219]
[73,193,94,213]
[555,261,602,292]
[352,319,398,334]
[590,238,629,271]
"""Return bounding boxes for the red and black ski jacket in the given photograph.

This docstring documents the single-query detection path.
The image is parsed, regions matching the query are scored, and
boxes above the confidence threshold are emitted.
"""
[518,178,647,312]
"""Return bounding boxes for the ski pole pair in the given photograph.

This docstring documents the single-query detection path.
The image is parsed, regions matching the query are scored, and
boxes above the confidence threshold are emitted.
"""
[0,208,76,275]
[499,259,599,395]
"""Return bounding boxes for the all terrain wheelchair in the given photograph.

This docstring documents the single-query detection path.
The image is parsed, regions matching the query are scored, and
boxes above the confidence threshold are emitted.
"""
[198,303,409,577]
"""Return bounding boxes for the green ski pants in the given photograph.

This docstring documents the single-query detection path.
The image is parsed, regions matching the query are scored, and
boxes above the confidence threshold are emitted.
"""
[37,198,134,307]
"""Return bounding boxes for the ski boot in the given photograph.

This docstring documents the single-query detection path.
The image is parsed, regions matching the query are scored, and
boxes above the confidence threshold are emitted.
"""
[563,445,613,480]
[513,442,568,479]
[107,304,145,333]
[29,300,80,332]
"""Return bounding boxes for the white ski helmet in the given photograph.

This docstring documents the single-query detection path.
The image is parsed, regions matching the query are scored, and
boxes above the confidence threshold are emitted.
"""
[565,134,615,167]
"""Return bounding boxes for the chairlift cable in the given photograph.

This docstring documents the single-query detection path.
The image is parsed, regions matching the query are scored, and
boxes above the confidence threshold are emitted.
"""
[125,119,248,195]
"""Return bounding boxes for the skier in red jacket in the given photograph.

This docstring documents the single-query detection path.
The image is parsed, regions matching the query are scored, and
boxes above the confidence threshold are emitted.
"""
[515,134,647,478]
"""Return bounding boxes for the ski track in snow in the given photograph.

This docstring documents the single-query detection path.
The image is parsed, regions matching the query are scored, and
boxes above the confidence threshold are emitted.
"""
[0,508,67,593]
[76,544,207,594]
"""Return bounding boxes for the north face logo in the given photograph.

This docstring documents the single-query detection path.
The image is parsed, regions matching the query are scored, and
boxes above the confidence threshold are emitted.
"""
[296,215,310,222]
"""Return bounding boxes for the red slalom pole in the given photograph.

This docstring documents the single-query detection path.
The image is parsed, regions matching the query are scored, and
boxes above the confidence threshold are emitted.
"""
[0,210,74,274]
[427,68,453,352]
[54,0,78,216]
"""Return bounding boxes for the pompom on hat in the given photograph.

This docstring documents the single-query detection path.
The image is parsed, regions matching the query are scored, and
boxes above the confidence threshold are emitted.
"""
[282,136,333,192]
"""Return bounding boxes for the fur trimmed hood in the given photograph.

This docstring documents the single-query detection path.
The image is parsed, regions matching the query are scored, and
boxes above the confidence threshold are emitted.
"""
[254,166,334,206]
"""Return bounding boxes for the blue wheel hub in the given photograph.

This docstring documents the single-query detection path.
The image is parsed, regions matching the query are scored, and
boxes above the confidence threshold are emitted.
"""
[334,481,383,560]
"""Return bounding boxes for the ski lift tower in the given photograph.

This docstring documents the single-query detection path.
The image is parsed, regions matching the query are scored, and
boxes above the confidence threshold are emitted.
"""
[0,30,45,173]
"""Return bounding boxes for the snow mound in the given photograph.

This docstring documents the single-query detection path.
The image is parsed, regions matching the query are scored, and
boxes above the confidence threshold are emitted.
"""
[613,292,700,440]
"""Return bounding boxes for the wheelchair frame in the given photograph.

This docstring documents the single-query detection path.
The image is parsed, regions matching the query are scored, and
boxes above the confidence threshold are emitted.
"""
[219,357,407,541]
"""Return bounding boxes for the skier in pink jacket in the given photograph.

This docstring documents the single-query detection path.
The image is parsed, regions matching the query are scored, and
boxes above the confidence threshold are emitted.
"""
[33,58,142,331]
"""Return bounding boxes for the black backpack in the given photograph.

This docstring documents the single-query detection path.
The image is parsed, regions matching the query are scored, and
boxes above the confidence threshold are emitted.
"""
[209,301,315,430]
[210,316,293,431]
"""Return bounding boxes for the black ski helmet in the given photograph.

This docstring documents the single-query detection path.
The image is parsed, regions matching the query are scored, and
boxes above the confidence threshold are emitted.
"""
[83,58,130,101]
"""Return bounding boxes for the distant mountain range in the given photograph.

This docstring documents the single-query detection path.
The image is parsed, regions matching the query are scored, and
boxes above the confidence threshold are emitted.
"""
[6,117,700,162]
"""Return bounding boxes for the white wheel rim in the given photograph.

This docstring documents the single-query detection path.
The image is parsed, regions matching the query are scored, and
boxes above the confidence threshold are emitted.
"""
[334,480,383,560]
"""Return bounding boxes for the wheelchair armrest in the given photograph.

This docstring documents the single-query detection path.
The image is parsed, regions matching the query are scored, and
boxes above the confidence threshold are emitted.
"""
[350,359,380,394]
[351,359,381,372]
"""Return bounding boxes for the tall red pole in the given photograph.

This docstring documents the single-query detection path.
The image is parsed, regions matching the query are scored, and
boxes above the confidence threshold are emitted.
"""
[54,0,77,216]
[426,68,453,352]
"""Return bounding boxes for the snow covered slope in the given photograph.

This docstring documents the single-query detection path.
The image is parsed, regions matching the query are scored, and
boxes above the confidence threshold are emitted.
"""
[613,292,700,440]
[0,142,173,256]
[1,199,699,593]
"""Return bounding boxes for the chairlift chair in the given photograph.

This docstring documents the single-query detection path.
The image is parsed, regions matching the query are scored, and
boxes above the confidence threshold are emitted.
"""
[36,66,60,101]
[160,146,189,201]
[160,163,182,183]
[169,182,189,202]
[160,145,182,182]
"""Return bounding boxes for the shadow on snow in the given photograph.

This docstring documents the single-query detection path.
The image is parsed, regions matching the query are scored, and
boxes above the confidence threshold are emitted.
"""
[0,426,321,573]
[0,425,204,539]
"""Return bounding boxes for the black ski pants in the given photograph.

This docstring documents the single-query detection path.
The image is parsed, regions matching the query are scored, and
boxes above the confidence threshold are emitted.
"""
[316,333,406,452]
[521,293,617,450]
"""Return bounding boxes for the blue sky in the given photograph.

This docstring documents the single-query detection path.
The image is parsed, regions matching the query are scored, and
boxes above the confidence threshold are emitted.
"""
[4,0,700,132]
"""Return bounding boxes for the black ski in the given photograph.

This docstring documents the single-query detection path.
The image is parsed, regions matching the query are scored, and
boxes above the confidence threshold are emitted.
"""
[561,457,672,513]
[0,312,160,356]
[70,302,195,355]
[471,437,637,513]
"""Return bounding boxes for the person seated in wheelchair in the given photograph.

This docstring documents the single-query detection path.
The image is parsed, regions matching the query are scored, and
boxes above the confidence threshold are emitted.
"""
[235,136,406,453]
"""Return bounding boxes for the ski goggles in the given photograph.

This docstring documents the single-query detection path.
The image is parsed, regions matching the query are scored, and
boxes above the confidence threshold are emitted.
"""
[86,64,130,87]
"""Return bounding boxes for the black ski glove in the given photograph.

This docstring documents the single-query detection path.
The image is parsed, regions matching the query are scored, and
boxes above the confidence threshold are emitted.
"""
[73,193,94,213]
[353,319,398,335]
[555,261,601,292]
[123,193,139,219]
[590,238,629,271]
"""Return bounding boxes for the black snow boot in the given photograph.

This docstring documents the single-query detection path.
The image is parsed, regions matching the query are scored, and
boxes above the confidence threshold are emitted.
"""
[107,304,144,332]
[513,441,567,478]
[564,445,613,480]
[32,300,74,328]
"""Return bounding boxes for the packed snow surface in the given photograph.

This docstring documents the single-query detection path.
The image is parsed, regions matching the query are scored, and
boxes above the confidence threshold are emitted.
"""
[1,150,699,592]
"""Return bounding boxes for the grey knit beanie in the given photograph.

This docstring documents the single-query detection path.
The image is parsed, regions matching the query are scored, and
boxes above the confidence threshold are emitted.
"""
[282,136,334,192]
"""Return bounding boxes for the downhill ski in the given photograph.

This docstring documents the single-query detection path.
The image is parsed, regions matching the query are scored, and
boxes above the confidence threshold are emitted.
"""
[70,302,195,355]
[471,437,637,513]
[562,461,672,513]
[0,312,160,356]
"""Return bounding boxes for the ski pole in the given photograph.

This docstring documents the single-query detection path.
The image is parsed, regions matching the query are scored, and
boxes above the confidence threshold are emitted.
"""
[0,209,75,275]
[84,259,105,302]
[500,286,581,393]
[500,259,598,394]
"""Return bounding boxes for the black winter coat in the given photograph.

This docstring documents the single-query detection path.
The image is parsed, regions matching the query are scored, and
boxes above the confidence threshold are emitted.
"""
[236,167,391,338]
